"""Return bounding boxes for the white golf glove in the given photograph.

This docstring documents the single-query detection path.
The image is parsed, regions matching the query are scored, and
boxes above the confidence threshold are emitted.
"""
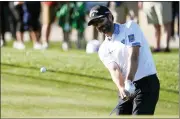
[124,80,136,95]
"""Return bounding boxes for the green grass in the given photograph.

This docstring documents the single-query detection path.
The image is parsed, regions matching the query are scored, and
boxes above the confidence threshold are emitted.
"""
[1,41,179,118]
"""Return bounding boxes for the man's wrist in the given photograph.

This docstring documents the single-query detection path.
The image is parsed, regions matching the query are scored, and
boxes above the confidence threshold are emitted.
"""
[125,80,132,87]
[124,79,135,94]
[125,79,132,83]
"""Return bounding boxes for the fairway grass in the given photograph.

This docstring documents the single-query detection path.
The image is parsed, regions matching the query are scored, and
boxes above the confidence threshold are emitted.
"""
[1,42,179,117]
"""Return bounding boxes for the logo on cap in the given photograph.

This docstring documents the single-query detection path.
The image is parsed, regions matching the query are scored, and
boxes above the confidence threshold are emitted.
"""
[90,10,98,17]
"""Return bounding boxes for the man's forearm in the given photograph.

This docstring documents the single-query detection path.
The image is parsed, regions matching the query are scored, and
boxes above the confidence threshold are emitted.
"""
[108,62,125,89]
[110,68,124,89]
[126,47,139,81]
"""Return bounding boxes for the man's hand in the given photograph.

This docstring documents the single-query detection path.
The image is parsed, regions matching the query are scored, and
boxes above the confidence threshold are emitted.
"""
[118,80,135,101]
[106,61,136,100]
[119,87,130,101]
[124,80,135,95]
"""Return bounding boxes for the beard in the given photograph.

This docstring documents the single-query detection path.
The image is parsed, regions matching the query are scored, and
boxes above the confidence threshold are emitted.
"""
[98,21,113,34]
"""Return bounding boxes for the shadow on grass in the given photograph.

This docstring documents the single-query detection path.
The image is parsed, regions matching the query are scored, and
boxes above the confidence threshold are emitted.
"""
[2,63,179,95]
[2,71,178,105]
[2,71,114,92]
[1,63,111,81]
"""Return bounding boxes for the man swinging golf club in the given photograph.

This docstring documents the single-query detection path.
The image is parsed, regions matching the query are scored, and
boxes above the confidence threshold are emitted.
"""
[88,5,160,115]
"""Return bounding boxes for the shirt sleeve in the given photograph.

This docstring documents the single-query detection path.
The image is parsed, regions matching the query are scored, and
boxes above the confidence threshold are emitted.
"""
[125,21,142,47]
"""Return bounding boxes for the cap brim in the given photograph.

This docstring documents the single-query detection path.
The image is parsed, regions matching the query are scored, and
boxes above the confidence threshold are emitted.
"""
[88,15,105,26]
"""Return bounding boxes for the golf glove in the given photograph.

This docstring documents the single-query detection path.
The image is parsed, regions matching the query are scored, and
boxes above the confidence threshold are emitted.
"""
[124,80,135,95]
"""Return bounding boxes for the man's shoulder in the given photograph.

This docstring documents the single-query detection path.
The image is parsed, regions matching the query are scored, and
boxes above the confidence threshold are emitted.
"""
[114,21,139,35]
[123,20,139,30]
[122,20,143,36]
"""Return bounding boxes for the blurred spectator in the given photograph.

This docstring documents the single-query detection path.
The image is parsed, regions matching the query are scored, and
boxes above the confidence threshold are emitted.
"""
[171,1,179,40]
[1,1,19,47]
[0,2,8,47]
[56,2,74,51]
[0,2,15,47]
[13,1,26,50]
[24,1,42,49]
[41,1,57,49]
[12,1,42,50]
[8,2,17,40]
[56,2,87,51]
[141,2,172,52]
[109,2,139,24]
[72,2,86,49]
[85,2,108,12]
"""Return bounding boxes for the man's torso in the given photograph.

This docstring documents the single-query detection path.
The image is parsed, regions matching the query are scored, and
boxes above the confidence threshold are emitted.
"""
[98,21,157,81]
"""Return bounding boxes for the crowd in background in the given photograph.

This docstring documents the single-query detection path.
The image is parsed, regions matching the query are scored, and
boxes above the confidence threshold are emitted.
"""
[0,1,179,52]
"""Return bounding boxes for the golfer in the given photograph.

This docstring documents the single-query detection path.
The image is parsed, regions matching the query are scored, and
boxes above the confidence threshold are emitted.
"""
[88,5,160,115]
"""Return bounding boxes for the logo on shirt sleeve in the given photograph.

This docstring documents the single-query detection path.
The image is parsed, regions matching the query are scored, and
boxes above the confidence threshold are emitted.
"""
[128,34,135,42]
[114,24,120,35]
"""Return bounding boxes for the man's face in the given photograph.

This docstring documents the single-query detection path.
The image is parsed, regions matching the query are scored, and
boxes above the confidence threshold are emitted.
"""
[92,16,113,34]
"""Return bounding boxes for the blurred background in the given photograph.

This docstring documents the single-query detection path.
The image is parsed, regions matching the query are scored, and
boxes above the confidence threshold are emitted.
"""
[1,1,179,118]
[0,1,179,52]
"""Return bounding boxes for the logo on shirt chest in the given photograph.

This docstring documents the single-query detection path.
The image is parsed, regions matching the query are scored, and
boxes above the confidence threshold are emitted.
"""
[108,49,115,55]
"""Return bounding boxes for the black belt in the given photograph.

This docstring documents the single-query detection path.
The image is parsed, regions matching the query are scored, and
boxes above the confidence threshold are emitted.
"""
[133,74,157,88]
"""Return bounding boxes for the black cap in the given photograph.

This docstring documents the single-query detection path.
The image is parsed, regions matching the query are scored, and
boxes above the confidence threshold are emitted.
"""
[88,5,111,26]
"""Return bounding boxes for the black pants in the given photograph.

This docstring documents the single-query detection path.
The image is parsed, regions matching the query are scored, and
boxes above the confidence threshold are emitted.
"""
[25,2,41,31]
[9,2,17,39]
[171,1,179,36]
[116,74,160,115]
[0,2,7,41]
[14,4,24,32]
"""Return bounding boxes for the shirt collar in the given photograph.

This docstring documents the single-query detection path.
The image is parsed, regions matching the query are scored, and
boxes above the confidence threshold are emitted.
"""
[106,23,120,41]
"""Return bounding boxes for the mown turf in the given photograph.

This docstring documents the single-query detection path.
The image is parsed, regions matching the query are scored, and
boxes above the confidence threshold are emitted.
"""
[1,41,179,118]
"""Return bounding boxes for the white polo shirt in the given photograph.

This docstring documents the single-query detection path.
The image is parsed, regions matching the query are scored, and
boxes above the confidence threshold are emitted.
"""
[98,21,157,81]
